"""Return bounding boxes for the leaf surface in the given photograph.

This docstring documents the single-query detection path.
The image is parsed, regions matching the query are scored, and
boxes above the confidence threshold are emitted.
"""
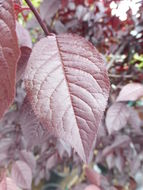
[24,34,110,162]
[117,83,143,102]
[11,160,32,189]
[0,0,20,119]
[106,103,141,134]
[106,103,130,134]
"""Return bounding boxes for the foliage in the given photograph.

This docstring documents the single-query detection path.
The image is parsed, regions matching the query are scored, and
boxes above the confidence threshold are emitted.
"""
[0,0,143,190]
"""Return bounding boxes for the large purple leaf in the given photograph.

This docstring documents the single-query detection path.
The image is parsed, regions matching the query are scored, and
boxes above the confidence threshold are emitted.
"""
[11,160,32,189]
[0,0,20,119]
[24,34,110,163]
[117,83,143,102]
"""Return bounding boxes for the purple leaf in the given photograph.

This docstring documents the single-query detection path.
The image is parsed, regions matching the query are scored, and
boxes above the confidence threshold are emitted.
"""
[106,103,130,134]
[0,174,21,190]
[117,83,143,102]
[24,33,110,163]
[16,47,32,82]
[19,150,36,173]
[11,160,32,189]
[16,22,32,49]
[84,185,101,190]
[106,103,141,134]
[102,135,130,157]
[0,0,20,119]
[19,97,50,147]
[40,0,61,20]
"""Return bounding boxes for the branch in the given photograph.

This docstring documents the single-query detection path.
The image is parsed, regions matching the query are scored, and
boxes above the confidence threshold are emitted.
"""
[106,41,128,71]
[24,0,50,36]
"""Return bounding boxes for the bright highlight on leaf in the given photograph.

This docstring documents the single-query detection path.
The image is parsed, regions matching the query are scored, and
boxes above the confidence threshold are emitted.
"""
[24,33,110,163]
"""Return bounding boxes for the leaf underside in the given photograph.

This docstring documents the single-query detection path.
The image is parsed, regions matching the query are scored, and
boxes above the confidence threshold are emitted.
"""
[0,0,20,119]
[24,33,110,163]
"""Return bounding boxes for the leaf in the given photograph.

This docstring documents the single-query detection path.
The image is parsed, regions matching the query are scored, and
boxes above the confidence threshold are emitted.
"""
[0,171,21,190]
[117,83,143,102]
[106,103,141,134]
[85,167,101,186]
[40,0,61,20]
[16,22,32,48]
[19,150,36,173]
[102,135,130,157]
[0,0,20,119]
[106,103,130,134]
[84,185,101,190]
[24,33,110,163]
[11,160,32,189]
[19,97,50,147]
[16,47,32,82]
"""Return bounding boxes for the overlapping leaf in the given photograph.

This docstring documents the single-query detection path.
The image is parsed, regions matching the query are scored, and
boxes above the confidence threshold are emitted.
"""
[0,0,20,119]
[117,83,143,102]
[24,33,110,162]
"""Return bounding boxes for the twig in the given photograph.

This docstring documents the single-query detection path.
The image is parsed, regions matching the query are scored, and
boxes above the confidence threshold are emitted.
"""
[24,0,50,36]
[106,41,128,71]
[109,74,133,78]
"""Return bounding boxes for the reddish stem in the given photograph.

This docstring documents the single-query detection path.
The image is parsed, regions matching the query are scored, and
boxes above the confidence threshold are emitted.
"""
[24,0,50,36]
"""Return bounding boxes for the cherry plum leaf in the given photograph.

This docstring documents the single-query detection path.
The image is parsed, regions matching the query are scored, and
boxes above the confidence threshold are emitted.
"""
[16,47,32,82]
[84,185,101,190]
[117,83,143,102]
[24,33,110,163]
[0,0,20,119]
[0,174,21,190]
[11,160,32,189]
[106,103,130,134]
[19,97,50,147]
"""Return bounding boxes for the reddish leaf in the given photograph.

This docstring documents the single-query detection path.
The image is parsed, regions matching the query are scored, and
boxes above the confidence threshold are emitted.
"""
[106,103,130,134]
[85,167,101,186]
[0,174,21,190]
[16,47,32,81]
[0,0,20,119]
[16,22,32,48]
[11,160,32,189]
[102,135,130,157]
[19,97,50,147]
[19,150,36,173]
[84,185,101,190]
[117,83,143,102]
[106,103,141,134]
[40,0,61,20]
[24,34,110,163]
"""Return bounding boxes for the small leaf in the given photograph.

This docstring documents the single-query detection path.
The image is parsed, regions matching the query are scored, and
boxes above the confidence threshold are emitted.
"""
[16,47,32,82]
[85,167,101,186]
[84,185,101,190]
[0,171,21,190]
[117,83,143,102]
[0,0,20,119]
[19,150,36,173]
[106,103,130,134]
[106,103,141,134]
[16,22,32,48]
[11,160,32,189]
[24,34,110,163]
[40,0,61,20]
